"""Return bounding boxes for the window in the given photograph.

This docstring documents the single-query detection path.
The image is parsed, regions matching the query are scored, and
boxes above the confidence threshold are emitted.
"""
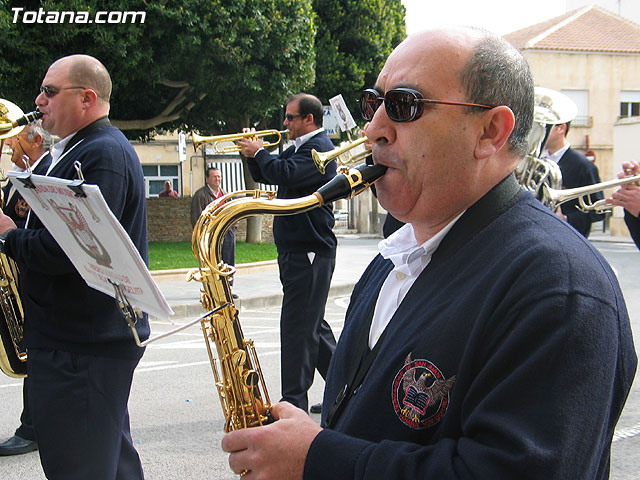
[561,89,591,127]
[143,164,180,197]
[620,91,640,118]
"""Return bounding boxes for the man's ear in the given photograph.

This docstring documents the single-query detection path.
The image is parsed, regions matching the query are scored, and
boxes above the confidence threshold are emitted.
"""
[81,88,99,109]
[474,106,515,160]
[31,133,43,149]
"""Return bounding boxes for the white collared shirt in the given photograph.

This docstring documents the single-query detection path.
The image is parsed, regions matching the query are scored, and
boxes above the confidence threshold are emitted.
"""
[545,143,570,164]
[47,132,81,175]
[293,127,324,152]
[368,214,463,348]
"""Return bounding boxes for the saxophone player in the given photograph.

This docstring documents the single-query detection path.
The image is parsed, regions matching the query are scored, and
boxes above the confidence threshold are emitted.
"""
[0,121,52,457]
[0,55,148,479]
[222,27,636,480]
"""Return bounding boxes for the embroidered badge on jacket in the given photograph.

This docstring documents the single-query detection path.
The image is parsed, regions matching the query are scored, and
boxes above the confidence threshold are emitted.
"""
[15,198,30,218]
[391,353,456,429]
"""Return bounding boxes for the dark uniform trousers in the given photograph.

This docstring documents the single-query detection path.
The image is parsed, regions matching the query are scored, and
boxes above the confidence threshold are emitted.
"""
[278,252,336,412]
[27,349,144,480]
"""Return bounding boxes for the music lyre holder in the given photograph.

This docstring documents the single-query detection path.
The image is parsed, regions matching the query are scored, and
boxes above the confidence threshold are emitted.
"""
[110,279,228,348]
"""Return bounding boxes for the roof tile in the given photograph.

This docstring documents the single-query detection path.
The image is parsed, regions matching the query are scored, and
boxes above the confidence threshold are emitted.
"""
[504,5,640,53]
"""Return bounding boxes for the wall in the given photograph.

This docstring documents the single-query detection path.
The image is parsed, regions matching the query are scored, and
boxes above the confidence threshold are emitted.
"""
[146,196,274,243]
[611,118,640,235]
[146,197,192,242]
[524,49,640,184]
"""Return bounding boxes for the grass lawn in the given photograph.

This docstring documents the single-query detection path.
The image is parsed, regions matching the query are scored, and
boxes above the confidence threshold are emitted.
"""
[148,241,277,270]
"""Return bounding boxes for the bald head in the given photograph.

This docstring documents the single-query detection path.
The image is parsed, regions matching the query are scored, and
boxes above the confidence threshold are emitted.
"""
[36,54,113,137]
[51,55,112,104]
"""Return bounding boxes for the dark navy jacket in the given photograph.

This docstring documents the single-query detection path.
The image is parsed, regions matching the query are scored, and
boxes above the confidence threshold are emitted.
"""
[246,130,337,256]
[2,153,52,228]
[558,147,604,237]
[4,118,149,360]
[306,174,637,480]
[624,210,640,250]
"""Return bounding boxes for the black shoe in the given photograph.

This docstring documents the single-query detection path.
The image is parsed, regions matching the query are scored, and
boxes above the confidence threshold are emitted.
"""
[0,435,38,456]
[310,403,322,414]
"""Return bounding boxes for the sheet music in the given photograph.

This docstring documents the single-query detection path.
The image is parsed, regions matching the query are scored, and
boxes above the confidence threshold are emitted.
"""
[9,172,174,320]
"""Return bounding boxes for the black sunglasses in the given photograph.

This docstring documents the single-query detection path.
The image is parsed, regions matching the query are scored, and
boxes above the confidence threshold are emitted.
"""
[284,113,305,122]
[359,87,494,123]
[39,85,86,98]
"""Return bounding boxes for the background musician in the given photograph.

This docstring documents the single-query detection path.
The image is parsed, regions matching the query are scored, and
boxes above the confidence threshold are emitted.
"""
[0,55,148,479]
[0,120,52,457]
[222,27,637,480]
[238,93,337,414]
[608,160,640,249]
[543,120,604,237]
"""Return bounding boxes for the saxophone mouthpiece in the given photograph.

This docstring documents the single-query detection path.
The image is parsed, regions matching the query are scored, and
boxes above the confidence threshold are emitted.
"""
[316,163,387,205]
[16,109,43,126]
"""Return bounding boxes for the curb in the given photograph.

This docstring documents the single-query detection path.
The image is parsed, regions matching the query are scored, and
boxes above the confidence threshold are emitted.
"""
[150,280,357,322]
[151,260,279,283]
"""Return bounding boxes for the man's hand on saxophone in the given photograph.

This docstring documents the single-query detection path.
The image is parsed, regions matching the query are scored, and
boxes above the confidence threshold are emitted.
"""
[222,401,322,480]
[0,210,17,250]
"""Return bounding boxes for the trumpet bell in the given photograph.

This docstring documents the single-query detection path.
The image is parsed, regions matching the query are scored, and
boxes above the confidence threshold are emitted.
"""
[312,137,371,174]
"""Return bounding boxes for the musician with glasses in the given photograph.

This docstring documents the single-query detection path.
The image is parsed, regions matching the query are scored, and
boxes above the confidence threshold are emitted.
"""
[0,120,52,457]
[238,93,337,415]
[0,55,147,479]
[222,27,637,480]
[608,160,640,249]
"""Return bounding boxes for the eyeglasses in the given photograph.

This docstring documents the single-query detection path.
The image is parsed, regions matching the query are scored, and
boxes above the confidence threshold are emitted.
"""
[284,113,305,122]
[359,87,494,123]
[39,85,86,98]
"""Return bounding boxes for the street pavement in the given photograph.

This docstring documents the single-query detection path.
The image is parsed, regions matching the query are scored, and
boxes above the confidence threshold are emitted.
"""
[151,234,383,321]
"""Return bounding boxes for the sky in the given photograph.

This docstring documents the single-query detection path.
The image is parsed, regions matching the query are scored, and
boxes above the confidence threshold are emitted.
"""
[401,0,568,36]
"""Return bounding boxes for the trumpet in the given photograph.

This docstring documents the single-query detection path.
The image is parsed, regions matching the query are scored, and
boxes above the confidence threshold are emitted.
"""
[543,174,640,214]
[192,129,287,154]
[312,136,371,174]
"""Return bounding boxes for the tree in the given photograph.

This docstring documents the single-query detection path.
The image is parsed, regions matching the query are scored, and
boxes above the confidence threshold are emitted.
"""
[0,0,316,139]
[312,0,406,126]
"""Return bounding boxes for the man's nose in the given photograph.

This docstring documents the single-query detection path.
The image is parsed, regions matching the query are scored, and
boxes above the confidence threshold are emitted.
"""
[35,91,47,106]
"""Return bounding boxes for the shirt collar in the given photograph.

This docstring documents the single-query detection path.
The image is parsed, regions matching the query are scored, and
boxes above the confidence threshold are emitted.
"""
[378,213,464,277]
[294,127,324,152]
[50,133,76,164]
[546,143,570,163]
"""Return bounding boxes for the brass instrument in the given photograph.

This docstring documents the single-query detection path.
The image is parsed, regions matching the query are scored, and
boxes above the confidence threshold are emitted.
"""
[192,129,287,154]
[543,174,640,214]
[516,87,577,207]
[312,136,371,174]
[0,99,42,139]
[0,99,39,378]
[0,238,26,378]
[190,162,387,431]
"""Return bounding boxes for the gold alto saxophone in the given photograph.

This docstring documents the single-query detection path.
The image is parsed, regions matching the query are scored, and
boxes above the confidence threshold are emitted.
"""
[190,161,387,432]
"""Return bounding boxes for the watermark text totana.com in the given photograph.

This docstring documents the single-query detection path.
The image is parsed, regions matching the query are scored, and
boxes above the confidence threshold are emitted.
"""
[11,7,146,24]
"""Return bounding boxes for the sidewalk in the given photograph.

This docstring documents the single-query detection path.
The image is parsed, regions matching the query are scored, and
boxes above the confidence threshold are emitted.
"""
[151,235,383,320]
[150,230,635,321]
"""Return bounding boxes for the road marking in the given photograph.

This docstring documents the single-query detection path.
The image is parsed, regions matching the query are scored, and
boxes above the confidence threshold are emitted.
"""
[613,423,640,442]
